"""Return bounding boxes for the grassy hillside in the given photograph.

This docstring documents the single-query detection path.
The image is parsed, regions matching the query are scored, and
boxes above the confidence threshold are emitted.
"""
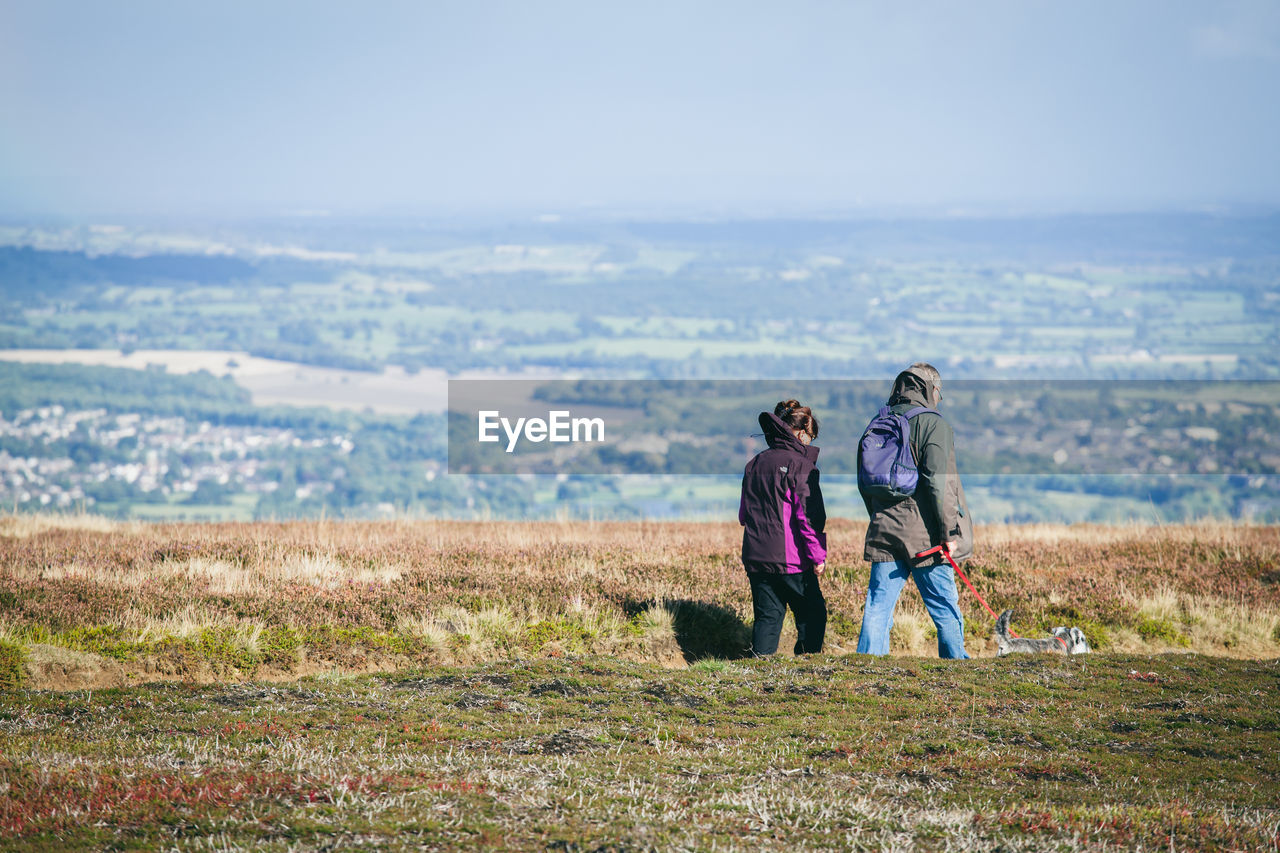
[1,517,1278,690]
[1,517,1278,850]
[2,654,1278,850]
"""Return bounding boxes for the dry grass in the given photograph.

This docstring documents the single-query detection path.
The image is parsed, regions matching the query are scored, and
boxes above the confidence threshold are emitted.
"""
[977,518,1265,547]
[0,511,141,539]
[0,515,1277,688]
[888,608,932,655]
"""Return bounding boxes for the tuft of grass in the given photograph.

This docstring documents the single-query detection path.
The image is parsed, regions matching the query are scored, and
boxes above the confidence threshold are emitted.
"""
[1132,583,1182,624]
[890,609,932,654]
[393,612,453,648]
[634,604,675,636]
[689,658,733,672]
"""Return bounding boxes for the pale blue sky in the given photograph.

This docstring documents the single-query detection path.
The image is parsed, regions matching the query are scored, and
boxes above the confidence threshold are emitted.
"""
[2,1,1278,216]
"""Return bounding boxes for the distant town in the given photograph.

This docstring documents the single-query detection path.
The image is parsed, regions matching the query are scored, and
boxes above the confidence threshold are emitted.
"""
[0,406,357,511]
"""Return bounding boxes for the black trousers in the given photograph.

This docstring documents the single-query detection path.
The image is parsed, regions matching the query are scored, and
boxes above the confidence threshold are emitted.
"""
[747,570,827,656]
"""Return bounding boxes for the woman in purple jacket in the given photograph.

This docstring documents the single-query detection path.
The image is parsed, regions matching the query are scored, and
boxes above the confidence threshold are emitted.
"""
[738,400,827,656]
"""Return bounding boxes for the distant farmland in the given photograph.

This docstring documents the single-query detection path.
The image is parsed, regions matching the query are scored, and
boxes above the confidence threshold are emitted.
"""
[0,349,457,413]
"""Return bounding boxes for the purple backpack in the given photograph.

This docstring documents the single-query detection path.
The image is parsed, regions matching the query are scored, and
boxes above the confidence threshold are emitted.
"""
[857,406,937,500]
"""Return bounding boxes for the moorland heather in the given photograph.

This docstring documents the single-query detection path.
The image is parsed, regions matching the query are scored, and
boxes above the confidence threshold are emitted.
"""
[1,516,1277,688]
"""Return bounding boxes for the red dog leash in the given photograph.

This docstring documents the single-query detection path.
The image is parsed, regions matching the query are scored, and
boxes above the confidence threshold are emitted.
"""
[915,545,1069,651]
[915,545,1023,640]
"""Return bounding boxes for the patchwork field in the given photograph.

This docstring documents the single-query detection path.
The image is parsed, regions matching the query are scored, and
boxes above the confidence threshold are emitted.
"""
[0,349,558,414]
[1,517,1278,849]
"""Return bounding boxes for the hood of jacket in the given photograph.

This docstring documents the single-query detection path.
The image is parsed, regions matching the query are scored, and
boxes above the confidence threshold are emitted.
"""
[887,369,933,409]
[759,411,820,462]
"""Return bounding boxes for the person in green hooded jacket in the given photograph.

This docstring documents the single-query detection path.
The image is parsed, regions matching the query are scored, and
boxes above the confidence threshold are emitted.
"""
[856,363,974,658]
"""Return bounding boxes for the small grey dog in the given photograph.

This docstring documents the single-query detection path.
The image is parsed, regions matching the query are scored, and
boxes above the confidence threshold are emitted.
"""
[994,609,1092,655]
[1050,624,1091,655]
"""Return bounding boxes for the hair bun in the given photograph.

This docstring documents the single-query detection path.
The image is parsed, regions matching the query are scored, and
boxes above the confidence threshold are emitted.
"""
[773,399,819,440]
[775,399,803,418]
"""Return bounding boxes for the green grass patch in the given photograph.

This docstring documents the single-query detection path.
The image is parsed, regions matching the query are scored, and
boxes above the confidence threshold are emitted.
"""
[34,623,422,676]
[61,624,141,660]
[523,619,594,652]
[826,611,861,641]
[303,625,430,659]
[0,638,25,689]
[1136,615,1191,647]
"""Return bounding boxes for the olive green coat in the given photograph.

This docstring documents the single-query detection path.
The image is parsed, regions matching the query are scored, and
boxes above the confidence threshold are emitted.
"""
[860,373,973,566]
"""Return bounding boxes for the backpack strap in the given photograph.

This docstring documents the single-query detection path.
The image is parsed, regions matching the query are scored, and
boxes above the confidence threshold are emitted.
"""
[898,407,940,469]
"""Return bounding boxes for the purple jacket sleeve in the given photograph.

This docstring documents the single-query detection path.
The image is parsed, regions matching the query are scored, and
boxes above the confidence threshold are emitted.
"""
[792,498,827,566]
[738,487,747,526]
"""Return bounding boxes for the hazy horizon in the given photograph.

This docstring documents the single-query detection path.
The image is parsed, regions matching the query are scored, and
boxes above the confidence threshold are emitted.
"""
[3,1,1279,218]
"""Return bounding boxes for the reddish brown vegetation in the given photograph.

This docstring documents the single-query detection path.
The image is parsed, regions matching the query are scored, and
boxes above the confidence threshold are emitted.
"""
[1,519,1277,674]
[0,765,425,838]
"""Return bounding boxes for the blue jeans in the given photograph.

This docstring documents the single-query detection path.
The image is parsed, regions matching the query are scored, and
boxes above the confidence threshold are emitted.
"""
[856,559,970,659]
